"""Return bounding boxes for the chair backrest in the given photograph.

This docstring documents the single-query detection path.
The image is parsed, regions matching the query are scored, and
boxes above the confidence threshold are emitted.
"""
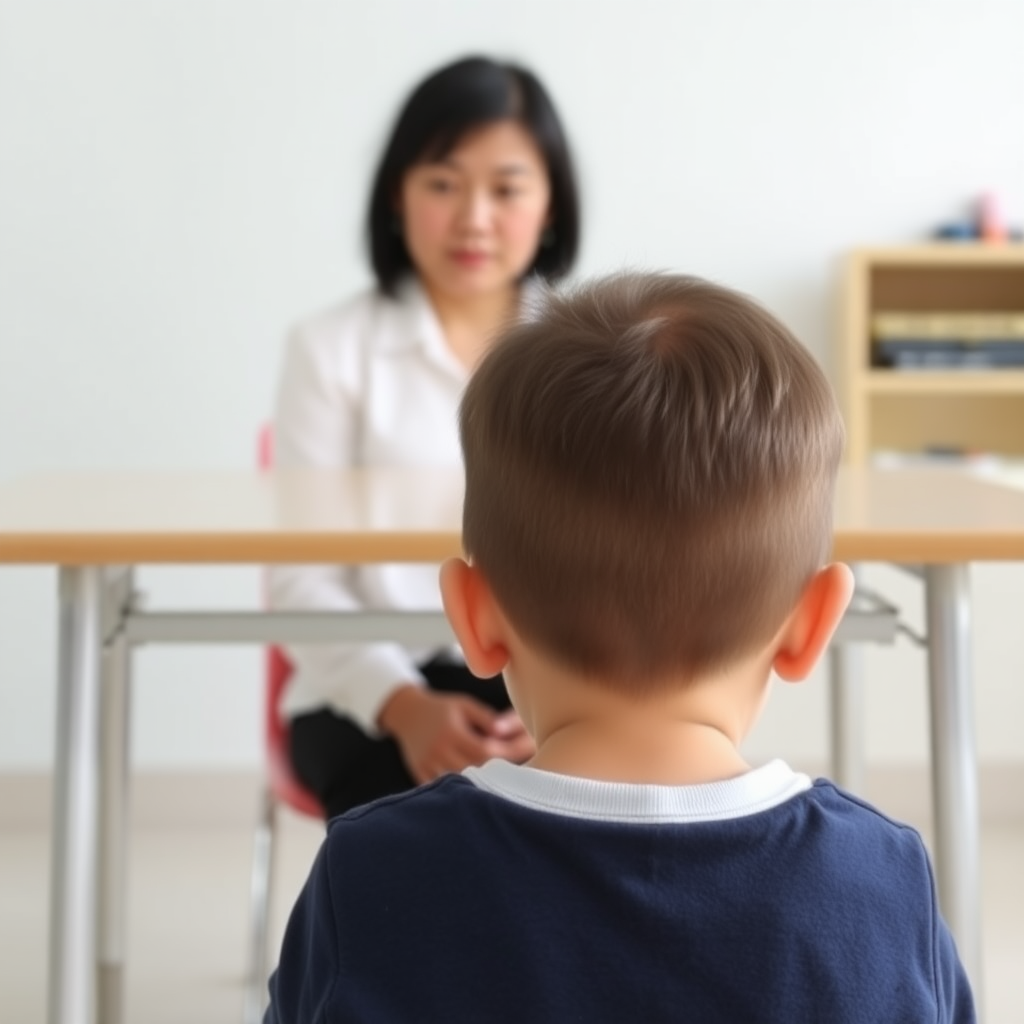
[263,646,322,817]
[259,424,323,818]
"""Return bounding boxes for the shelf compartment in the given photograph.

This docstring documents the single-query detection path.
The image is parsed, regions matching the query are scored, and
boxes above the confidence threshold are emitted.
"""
[869,265,1024,314]
[863,371,1024,394]
[868,392,1024,457]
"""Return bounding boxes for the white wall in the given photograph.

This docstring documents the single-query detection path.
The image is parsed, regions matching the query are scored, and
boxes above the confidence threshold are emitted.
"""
[1,1,1023,771]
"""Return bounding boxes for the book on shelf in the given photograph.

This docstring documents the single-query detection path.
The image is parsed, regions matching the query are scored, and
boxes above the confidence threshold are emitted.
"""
[872,311,1024,369]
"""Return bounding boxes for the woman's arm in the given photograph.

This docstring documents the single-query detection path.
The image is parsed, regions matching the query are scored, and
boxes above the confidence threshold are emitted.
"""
[268,316,428,735]
[269,304,534,775]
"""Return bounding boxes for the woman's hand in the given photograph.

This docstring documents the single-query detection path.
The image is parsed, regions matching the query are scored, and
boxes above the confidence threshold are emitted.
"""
[377,685,535,785]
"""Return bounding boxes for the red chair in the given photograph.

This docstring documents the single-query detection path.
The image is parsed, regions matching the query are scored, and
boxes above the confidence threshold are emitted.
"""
[261,647,322,819]
[244,430,324,1024]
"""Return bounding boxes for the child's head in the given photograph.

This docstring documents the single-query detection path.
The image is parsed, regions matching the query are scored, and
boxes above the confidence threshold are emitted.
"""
[455,272,845,691]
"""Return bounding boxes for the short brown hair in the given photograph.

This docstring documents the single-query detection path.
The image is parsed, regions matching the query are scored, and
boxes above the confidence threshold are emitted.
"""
[459,272,844,688]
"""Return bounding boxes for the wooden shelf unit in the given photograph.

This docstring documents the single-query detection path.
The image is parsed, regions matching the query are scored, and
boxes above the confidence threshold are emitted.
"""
[840,245,1024,464]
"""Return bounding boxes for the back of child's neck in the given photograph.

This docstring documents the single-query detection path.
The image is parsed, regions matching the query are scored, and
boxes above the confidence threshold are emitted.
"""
[529,721,750,787]
[523,665,766,788]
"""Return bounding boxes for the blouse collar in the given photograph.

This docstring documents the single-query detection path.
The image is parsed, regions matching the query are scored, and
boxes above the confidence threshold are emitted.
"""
[382,275,551,382]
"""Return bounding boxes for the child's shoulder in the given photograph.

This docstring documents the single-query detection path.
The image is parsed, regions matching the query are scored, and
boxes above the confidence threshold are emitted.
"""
[325,774,485,846]
[800,778,935,883]
[808,777,924,832]
[315,776,509,905]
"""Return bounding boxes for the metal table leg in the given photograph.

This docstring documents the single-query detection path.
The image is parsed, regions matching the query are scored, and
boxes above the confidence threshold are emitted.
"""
[830,566,866,793]
[829,641,865,792]
[97,625,132,1024]
[48,567,104,1024]
[924,563,983,998]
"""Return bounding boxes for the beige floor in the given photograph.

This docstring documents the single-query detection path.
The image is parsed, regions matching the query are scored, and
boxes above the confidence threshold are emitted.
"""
[2,812,1021,1024]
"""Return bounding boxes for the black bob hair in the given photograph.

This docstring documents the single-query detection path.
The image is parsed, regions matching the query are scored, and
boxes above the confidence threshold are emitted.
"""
[367,55,581,295]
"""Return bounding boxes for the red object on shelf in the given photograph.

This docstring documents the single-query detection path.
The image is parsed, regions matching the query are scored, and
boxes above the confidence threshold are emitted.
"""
[979,193,1009,242]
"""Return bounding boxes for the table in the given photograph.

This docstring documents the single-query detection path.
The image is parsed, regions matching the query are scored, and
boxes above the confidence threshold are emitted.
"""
[2,465,1024,1024]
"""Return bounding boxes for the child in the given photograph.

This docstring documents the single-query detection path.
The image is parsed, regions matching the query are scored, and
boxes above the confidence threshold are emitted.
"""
[264,272,974,1023]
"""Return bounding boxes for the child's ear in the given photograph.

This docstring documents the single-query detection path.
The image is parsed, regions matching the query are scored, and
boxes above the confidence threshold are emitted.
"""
[439,558,511,679]
[772,563,855,682]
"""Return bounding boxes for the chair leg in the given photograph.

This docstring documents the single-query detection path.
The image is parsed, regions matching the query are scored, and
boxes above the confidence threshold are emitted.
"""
[243,786,276,1024]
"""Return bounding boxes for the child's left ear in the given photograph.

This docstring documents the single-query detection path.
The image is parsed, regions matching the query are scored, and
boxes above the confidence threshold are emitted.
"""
[772,563,855,682]
[439,558,511,679]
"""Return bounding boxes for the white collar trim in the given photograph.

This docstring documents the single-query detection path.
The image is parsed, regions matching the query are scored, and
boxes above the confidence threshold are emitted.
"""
[462,759,811,824]
[380,275,549,364]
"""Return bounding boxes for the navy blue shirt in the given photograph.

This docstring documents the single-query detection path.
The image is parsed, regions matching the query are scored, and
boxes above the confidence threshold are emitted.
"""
[265,760,974,1023]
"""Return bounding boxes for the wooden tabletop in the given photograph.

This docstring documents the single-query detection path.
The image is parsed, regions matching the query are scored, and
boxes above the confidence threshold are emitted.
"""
[1,467,1023,565]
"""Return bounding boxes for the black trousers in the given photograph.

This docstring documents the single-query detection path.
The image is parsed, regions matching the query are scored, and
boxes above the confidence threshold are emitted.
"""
[289,656,510,820]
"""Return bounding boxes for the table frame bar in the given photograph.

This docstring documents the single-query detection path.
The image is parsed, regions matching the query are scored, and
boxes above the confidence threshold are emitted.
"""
[122,598,899,648]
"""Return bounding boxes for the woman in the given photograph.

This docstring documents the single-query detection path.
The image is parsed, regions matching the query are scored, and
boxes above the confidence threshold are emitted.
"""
[270,55,581,818]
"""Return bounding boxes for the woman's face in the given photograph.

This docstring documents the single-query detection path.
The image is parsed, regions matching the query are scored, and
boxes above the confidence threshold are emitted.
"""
[398,119,552,303]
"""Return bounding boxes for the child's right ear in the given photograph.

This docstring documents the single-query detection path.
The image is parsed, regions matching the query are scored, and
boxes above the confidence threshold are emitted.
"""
[439,558,511,679]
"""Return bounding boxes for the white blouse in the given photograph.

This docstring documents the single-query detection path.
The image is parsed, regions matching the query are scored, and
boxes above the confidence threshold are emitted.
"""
[269,278,534,732]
